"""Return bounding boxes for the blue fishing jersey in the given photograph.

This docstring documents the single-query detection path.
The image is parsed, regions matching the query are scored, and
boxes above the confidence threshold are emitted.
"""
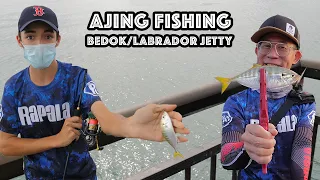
[0,60,101,179]
[221,88,316,180]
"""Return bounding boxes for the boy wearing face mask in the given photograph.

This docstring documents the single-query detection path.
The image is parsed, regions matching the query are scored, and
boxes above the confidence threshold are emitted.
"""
[0,5,190,180]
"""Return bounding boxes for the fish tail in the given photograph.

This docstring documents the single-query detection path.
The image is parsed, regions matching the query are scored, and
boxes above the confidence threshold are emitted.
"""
[215,77,231,94]
[174,151,184,158]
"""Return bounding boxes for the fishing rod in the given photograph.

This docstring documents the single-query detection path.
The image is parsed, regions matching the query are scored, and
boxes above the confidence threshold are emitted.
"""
[62,69,88,180]
[62,69,103,180]
[259,68,269,174]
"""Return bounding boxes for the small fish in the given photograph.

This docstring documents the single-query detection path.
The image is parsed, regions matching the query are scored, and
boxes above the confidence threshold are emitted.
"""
[161,111,184,158]
[215,64,301,94]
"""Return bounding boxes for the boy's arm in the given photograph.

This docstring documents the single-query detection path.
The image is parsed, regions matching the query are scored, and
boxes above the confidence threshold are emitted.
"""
[0,80,81,156]
[0,131,57,156]
[75,71,132,138]
[90,101,189,142]
[90,101,132,138]
[80,71,188,142]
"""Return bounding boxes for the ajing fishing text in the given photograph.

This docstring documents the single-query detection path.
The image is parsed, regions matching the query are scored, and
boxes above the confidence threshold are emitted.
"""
[87,11,233,30]
[86,11,234,48]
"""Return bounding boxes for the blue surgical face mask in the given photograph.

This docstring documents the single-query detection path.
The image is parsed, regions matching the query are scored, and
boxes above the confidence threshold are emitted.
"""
[23,43,56,69]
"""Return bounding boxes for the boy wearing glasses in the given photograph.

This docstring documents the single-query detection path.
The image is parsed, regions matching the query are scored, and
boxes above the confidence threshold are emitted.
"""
[220,15,316,179]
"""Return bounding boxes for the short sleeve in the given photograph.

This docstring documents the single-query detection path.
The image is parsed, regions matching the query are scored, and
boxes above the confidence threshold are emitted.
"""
[296,102,316,129]
[0,82,21,135]
[76,69,102,119]
[222,95,246,134]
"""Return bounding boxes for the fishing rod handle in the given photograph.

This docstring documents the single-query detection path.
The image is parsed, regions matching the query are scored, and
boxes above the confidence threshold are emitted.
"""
[74,107,81,117]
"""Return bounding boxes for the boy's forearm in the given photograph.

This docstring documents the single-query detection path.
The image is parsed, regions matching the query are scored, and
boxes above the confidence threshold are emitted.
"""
[0,135,58,156]
[91,101,134,138]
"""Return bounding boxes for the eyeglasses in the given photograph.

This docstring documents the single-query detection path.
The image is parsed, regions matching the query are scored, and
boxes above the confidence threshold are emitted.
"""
[257,41,297,57]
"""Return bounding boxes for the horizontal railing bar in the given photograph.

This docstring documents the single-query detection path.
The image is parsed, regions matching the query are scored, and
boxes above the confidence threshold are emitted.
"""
[300,59,320,70]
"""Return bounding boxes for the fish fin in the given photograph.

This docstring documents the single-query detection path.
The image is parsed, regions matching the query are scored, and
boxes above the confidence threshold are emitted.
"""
[295,67,307,88]
[215,77,231,94]
[174,151,184,158]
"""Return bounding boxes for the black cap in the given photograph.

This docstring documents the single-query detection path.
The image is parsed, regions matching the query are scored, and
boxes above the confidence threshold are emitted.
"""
[18,5,58,32]
[251,15,300,49]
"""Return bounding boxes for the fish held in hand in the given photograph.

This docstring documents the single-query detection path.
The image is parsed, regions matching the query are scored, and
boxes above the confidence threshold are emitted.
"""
[215,64,301,94]
[161,111,184,158]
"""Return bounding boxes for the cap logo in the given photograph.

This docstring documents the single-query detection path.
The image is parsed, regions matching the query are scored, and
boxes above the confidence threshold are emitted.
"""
[33,6,45,16]
[286,23,295,36]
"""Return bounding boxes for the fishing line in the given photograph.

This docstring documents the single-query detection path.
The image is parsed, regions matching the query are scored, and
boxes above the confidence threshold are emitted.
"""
[62,69,87,180]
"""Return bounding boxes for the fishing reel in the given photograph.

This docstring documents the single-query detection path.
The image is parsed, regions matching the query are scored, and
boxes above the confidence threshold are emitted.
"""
[83,112,104,150]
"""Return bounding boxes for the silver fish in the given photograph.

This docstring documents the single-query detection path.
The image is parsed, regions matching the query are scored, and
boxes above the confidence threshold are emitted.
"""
[215,64,302,94]
[161,111,183,158]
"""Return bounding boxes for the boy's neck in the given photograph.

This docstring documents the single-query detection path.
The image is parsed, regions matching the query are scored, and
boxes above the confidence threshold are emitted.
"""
[28,60,58,86]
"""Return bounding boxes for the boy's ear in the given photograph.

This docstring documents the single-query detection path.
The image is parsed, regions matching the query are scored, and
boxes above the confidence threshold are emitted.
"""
[56,34,61,47]
[16,35,23,48]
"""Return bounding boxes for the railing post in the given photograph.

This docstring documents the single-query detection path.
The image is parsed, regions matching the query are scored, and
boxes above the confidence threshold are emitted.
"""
[232,170,238,180]
[185,167,191,180]
[210,155,217,180]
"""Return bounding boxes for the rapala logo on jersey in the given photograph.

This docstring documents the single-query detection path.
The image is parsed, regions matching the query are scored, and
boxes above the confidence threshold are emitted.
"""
[18,102,71,126]
[277,115,297,133]
[0,104,3,122]
[84,81,99,96]
[250,115,297,133]
[308,110,316,126]
[222,111,233,128]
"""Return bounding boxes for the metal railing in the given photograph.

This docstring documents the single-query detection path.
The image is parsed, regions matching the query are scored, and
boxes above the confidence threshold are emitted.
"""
[0,59,320,180]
